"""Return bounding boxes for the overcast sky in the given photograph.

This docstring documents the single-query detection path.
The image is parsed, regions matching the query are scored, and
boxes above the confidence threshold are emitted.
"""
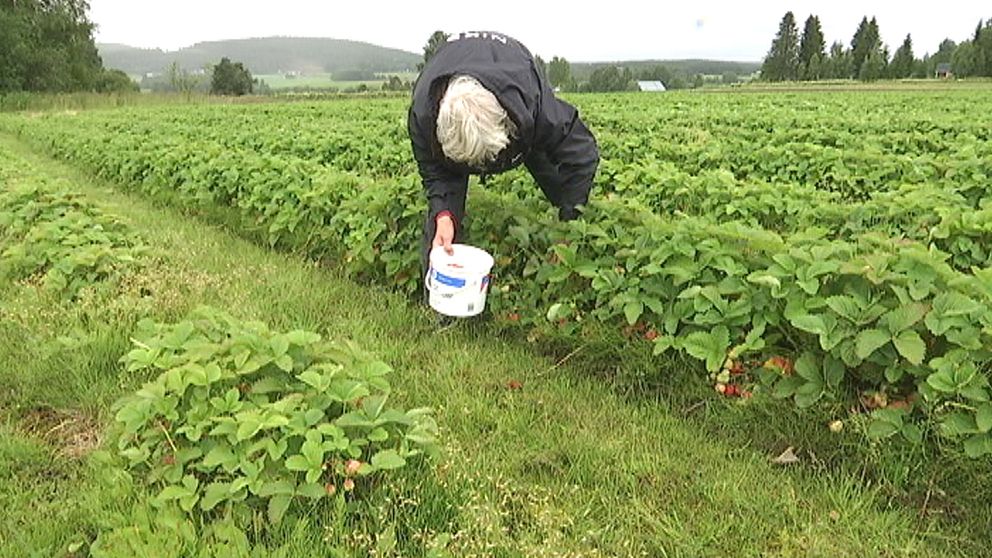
[89,1,988,62]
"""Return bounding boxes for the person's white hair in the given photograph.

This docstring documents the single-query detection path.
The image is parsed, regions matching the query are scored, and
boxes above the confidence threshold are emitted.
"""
[436,75,516,168]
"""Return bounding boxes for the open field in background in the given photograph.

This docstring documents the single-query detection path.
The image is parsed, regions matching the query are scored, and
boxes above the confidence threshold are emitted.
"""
[254,72,419,91]
[2,85,992,556]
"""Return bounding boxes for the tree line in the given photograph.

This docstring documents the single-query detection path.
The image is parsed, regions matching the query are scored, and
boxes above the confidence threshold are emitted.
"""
[0,0,136,93]
[149,59,258,96]
[762,12,992,81]
[420,31,711,93]
[538,56,723,92]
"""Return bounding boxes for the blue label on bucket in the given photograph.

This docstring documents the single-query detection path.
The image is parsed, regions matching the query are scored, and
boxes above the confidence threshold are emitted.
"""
[433,271,466,288]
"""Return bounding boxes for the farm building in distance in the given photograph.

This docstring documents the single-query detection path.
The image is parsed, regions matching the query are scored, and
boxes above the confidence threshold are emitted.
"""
[636,80,667,92]
[936,63,953,79]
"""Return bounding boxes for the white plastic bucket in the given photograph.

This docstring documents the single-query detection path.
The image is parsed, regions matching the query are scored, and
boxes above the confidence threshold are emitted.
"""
[425,244,495,317]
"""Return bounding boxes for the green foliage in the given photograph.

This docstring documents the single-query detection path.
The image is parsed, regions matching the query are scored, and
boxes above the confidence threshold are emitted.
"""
[0,0,104,93]
[96,69,140,93]
[761,11,801,81]
[167,61,205,97]
[851,17,879,78]
[953,20,992,78]
[548,56,574,91]
[947,21,992,79]
[585,66,635,92]
[417,30,450,72]
[889,35,916,79]
[534,55,547,79]
[111,306,439,525]
[824,42,852,79]
[332,69,377,81]
[977,20,992,76]
[799,15,827,80]
[859,49,888,82]
[210,58,253,96]
[0,156,145,298]
[6,92,992,460]
[637,64,687,89]
[380,75,410,92]
[934,39,958,65]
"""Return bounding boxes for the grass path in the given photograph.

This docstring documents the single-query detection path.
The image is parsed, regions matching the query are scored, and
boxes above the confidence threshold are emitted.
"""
[0,134,980,557]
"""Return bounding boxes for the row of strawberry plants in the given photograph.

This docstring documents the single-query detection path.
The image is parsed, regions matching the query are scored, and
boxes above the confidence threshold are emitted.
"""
[58,103,414,179]
[0,145,146,298]
[0,144,442,550]
[6,111,992,459]
[48,92,992,204]
[582,93,992,201]
[583,93,991,159]
[592,132,992,204]
[15,108,992,273]
[488,158,992,271]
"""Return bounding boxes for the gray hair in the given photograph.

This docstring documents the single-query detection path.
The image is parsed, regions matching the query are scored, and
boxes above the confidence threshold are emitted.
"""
[436,75,516,167]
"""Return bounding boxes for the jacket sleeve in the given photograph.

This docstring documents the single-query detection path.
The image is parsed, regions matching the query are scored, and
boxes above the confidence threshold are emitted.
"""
[408,106,469,227]
[533,90,599,216]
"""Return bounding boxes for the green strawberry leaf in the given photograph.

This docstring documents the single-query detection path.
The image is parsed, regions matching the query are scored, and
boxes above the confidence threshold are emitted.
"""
[893,329,926,365]
[855,328,890,359]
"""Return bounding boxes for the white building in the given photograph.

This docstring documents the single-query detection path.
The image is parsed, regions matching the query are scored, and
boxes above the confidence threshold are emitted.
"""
[636,80,667,92]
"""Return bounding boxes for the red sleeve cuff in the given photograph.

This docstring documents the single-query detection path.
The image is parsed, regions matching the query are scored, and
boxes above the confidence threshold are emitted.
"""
[436,210,457,231]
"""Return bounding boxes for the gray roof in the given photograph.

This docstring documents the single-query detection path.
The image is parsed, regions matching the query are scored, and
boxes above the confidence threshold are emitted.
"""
[936,63,952,72]
[636,80,667,92]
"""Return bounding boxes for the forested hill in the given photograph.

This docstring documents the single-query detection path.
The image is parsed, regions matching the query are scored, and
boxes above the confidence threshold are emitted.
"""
[98,37,422,75]
[99,37,759,79]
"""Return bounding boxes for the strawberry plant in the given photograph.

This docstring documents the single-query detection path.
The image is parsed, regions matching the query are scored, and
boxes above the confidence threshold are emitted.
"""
[112,306,439,524]
[0,154,145,298]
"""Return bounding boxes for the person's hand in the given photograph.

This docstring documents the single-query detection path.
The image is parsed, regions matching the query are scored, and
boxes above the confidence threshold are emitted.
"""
[433,214,455,255]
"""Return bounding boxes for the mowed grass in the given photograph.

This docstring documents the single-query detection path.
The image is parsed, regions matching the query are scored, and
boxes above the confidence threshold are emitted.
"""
[0,135,985,557]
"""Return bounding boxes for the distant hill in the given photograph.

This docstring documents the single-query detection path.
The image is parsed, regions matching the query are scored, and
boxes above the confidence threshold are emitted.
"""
[98,37,761,83]
[98,37,422,76]
[571,59,761,79]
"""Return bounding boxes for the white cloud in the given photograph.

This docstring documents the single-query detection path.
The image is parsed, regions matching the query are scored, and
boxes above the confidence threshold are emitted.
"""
[89,1,988,60]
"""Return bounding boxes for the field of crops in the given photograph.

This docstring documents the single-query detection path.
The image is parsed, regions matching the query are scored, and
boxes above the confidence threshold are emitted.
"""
[4,91,991,459]
[0,92,992,457]
[3,89,992,555]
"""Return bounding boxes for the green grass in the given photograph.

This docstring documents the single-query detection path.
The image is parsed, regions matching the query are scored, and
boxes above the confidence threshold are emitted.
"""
[0,134,988,556]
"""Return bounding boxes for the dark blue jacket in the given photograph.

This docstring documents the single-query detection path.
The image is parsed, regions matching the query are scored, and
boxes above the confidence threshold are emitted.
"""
[408,31,599,222]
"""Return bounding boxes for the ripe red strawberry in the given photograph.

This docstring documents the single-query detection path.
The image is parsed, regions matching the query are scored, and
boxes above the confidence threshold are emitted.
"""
[644,329,659,341]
